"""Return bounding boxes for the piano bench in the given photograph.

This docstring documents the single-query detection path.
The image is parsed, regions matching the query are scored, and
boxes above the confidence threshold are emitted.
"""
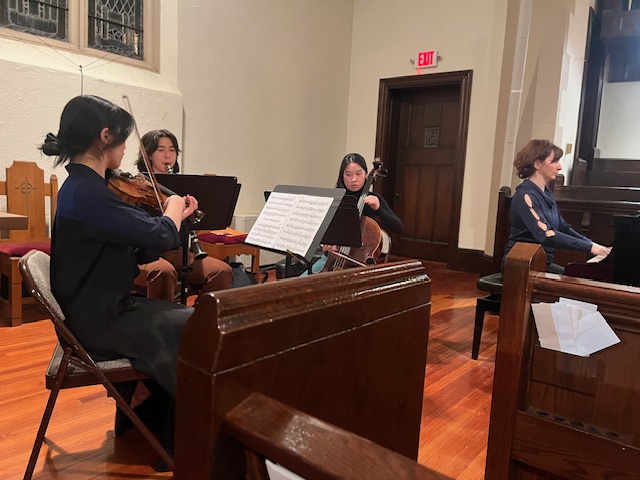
[473,273,503,360]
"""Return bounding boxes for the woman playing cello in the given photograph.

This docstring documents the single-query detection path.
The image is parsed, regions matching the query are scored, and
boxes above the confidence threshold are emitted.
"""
[307,153,403,274]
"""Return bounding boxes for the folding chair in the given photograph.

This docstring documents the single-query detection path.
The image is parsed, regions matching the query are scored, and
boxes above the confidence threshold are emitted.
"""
[19,249,174,479]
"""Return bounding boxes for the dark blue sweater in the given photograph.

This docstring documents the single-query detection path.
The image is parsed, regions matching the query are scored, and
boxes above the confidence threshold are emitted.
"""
[51,163,181,345]
[503,179,592,268]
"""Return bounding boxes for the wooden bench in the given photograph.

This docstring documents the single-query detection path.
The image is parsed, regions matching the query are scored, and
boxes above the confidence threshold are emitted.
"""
[223,393,451,479]
[175,260,436,479]
[572,157,640,187]
[486,242,640,479]
[592,157,640,173]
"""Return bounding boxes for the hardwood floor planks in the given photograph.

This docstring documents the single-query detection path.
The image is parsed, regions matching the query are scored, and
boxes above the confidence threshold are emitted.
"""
[0,260,497,479]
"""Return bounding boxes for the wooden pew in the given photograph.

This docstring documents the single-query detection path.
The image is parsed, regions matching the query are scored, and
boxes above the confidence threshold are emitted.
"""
[486,242,640,479]
[582,170,640,187]
[223,393,451,479]
[175,261,436,479]
[571,157,640,187]
[592,157,640,173]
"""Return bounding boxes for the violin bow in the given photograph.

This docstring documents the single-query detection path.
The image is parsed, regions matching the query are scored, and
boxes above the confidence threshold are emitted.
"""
[122,95,165,213]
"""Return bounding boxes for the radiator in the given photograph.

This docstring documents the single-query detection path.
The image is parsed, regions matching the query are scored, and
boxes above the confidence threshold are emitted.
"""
[232,213,283,268]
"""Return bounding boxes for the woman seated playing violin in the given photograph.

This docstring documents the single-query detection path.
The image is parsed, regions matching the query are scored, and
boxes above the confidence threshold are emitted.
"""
[306,153,403,274]
[132,129,232,300]
[43,95,198,467]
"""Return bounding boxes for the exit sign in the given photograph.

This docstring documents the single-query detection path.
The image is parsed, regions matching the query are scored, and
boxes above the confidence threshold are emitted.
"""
[416,50,438,69]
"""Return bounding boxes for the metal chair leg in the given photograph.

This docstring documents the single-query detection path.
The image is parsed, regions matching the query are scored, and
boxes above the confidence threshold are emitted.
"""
[472,301,486,360]
[24,349,71,480]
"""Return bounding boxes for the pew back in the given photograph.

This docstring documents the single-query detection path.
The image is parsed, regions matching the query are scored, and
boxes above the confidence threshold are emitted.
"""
[223,393,451,479]
[486,243,640,479]
[175,261,432,479]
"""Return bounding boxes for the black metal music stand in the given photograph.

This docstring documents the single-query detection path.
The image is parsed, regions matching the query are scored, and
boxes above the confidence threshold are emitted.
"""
[248,185,353,276]
[154,174,240,304]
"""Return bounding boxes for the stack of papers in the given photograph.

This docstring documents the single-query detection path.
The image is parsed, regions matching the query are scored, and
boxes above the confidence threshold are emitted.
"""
[531,298,620,357]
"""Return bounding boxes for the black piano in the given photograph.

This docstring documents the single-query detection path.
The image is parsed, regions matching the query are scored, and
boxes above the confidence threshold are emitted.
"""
[565,215,640,287]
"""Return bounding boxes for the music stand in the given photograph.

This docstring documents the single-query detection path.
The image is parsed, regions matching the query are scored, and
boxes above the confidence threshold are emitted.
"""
[320,194,361,247]
[262,190,361,276]
[154,174,239,230]
[247,185,351,275]
[154,174,240,303]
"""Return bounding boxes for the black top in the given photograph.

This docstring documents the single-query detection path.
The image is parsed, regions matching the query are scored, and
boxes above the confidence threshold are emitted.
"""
[347,189,403,234]
[51,163,181,345]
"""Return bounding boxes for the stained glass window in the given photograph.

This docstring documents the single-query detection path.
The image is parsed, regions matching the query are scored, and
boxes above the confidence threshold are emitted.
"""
[0,0,68,41]
[88,0,143,60]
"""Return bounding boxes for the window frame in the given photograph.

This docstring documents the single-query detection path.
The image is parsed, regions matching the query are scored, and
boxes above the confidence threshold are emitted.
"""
[0,0,159,71]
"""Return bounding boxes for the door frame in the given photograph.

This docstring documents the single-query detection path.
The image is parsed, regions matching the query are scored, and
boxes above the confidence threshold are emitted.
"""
[374,70,473,268]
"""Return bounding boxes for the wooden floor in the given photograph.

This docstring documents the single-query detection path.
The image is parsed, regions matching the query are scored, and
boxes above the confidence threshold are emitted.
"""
[0,261,498,479]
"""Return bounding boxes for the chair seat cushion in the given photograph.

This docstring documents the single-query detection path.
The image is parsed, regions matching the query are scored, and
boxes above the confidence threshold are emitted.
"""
[477,272,503,294]
[47,343,135,378]
[0,240,51,257]
[198,231,248,245]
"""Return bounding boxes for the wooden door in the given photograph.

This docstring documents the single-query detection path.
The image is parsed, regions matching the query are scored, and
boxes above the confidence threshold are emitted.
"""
[392,85,461,260]
[376,72,471,266]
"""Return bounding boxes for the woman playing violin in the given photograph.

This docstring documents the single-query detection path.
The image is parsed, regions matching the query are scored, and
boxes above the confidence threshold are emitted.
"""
[132,129,232,300]
[306,153,403,274]
[42,95,195,466]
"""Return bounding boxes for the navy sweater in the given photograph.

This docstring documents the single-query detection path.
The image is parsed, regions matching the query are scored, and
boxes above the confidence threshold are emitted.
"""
[503,179,592,268]
[51,163,181,345]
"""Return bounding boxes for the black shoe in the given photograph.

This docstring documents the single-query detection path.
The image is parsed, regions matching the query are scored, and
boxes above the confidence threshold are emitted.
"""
[114,406,134,436]
[113,380,137,436]
[153,457,172,472]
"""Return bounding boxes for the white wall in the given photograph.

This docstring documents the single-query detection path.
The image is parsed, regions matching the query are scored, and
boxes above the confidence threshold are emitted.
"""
[347,0,509,250]
[556,1,592,175]
[177,0,354,215]
[0,1,183,187]
[597,77,640,159]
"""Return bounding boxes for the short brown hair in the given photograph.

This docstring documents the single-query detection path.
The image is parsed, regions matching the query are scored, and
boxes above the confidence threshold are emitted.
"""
[136,129,181,173]
[513,139,563,179]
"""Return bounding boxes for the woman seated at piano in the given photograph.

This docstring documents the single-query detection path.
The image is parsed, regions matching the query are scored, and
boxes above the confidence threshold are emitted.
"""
[306,153,402,274]
[503,139,611,274]
[133,129,232,300]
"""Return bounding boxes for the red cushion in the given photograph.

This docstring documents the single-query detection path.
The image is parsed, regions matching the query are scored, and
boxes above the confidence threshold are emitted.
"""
[198,232,248,245]
[0,240,51,257]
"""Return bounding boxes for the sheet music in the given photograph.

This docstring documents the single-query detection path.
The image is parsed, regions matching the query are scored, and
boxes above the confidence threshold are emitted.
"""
[246,192,333,258]
[532,298,620,357]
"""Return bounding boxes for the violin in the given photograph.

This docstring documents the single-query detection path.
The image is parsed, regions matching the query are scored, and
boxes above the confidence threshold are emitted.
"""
[324,159,388,271]
[107,170,205,224]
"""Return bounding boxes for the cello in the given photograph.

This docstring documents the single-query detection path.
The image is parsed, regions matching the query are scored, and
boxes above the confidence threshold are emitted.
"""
[324,159,389,271]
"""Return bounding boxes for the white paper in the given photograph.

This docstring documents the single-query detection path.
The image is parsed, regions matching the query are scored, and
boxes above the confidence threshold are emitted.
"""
[265,460,306,480]
[531,303,561,351]
[532,300,620,357]
[246,192,333,258]
[559,297,598,313]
